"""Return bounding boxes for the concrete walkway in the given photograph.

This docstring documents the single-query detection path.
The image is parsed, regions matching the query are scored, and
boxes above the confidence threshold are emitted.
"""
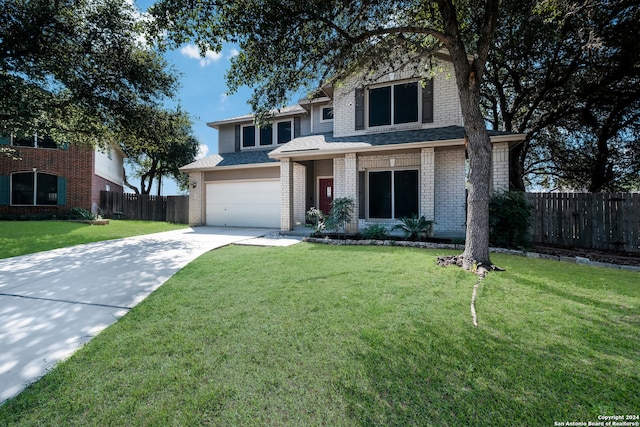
[0,226,280,404]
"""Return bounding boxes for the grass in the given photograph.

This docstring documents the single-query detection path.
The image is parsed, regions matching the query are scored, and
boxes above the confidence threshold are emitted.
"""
[0,220,188,259]
[0,244,638,426]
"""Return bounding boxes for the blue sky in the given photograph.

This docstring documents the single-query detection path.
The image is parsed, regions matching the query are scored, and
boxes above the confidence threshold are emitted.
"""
[133,0,256,194]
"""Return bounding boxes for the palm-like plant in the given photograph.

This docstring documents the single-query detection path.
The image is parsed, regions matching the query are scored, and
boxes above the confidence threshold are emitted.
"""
[393,215,434,241]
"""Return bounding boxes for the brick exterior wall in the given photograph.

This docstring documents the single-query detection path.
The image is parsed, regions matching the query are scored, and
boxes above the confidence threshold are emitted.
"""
[187,171,204,226]
[434,147,467,236]
[492,142,509,192]
[421,148,436,222]
[293,162,306,225]
[280,158,294,230]
[0,145,96,217]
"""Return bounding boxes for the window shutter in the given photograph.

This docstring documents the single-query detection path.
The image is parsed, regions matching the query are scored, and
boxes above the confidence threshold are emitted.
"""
[355,88,365,130]
[422,79,434,123]
[0,175,9,205]
[57,177,67,206]
[234,124,241,152]
[294,117,301,138]
[0,135,9,145]
[358,171,365,219]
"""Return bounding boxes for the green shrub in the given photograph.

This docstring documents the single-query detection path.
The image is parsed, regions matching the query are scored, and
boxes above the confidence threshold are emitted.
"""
[305,207,326,236]
[393,216,434,241]
[325,197,354,237]
[489,190,532,248]
[361,224,389,240]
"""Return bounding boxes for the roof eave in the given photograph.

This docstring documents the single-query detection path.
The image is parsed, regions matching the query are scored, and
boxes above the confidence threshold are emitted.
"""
[268,132,527,160]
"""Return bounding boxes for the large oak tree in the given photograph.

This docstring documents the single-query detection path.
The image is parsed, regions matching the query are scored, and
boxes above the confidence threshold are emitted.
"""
[483,0,640,191]
[1,0,178,148]
[149,0,501,270]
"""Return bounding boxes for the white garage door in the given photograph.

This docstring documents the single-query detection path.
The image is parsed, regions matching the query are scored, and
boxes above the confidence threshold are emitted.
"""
[206,180,280,228]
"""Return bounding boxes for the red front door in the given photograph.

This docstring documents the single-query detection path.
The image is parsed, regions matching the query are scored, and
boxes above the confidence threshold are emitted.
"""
[319,178,334,215]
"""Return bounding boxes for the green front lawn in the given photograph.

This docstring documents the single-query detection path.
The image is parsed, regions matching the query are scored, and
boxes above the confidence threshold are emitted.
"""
[1,244,638,426]
[0,220,188,259]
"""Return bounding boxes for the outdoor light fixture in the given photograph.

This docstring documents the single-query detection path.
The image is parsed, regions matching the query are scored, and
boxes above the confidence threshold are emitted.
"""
[191,181,197,188]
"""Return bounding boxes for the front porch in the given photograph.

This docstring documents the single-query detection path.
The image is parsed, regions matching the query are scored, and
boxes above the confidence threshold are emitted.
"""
[277,143,511,237]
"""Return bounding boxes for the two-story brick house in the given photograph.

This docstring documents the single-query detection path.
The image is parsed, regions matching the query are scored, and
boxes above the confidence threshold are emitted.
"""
[0,135,124,218]
[181,56,525,237]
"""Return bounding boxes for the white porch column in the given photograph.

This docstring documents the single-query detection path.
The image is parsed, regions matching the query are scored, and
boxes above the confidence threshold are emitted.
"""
[421,147,435,222]
[343,153,358,233]
[492,142,509,192]
[280,158,294,231]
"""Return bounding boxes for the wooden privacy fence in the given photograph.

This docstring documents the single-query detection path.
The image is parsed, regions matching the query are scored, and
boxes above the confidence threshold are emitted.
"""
[527,192,640,253]
[100,191,189,224]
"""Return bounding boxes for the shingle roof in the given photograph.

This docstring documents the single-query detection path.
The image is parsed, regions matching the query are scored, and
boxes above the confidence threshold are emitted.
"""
[270,126,519,156]
[180,149,277,171]
[181,126,523,171]
[206,105,307,128]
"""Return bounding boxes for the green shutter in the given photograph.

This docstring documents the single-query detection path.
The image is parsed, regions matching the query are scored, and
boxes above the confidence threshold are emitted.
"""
[57,177,67,205]
[0,135,9,145]
[0,175,9,205]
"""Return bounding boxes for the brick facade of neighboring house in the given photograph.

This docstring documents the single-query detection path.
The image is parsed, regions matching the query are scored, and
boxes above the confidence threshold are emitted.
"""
[180,54,525,237]
[0,140,124,218]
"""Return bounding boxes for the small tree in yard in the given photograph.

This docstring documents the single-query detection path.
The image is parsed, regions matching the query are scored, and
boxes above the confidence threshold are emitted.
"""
[325,198,354,239]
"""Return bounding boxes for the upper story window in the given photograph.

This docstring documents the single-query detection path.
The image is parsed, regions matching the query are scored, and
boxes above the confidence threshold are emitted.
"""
[321,107,333,122]
[7,134,58,149]
[242,119,293,149]
[356,79,433,130]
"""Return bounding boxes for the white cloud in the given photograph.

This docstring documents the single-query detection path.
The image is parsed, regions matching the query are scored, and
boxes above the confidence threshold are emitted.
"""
[228,48,240,59]
[180,44,222,67]
[196,144,209,160]
[220,93,228,103]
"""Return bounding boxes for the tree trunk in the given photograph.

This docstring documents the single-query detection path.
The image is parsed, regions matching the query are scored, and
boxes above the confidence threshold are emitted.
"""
[461,91,493,269]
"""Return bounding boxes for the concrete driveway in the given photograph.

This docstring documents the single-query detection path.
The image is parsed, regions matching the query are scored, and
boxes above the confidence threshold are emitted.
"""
[0,226,277,404]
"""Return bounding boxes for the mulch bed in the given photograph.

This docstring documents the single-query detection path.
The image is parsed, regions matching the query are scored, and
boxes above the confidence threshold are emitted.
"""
[532,245,640,267]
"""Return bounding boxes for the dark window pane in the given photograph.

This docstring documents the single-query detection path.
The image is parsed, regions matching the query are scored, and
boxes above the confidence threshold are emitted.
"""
[13,136,34,147]
[394,82,419,124]
[368,86,391,127]
[394,170,419,219]
[37,135,57,149]
[242,126,255,147]
[322,107,333,120]
[12,173,34,205]
[259,125,272,146]
[277,121,292,144]
[369,171,392,218]
[36,173,58,205]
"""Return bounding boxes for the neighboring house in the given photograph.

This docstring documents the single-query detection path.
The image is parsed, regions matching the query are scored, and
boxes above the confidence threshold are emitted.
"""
[0,135,125,218]
[181,55,525,237]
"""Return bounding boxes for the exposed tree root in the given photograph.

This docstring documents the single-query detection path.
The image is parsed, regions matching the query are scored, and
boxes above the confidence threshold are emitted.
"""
[470,278,481,327]
[436,255,505,327]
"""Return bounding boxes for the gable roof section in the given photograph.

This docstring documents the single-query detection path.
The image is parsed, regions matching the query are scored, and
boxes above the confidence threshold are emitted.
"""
[207,105,307,129]
[180,149,278,172]
[270,126,524,158]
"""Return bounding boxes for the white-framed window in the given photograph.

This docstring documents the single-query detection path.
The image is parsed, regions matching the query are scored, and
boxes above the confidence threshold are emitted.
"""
[241,119,293,149]
[367,169,419,219]
[11,172,59,206]
[320,106,333,122]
